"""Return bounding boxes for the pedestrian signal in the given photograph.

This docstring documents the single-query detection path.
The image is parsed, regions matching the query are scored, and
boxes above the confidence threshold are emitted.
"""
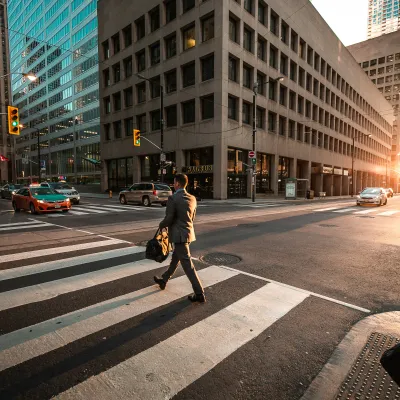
[133,129,140,146]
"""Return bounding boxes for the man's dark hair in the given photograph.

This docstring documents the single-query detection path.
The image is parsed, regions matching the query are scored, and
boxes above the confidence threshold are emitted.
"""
[174,173,188,188]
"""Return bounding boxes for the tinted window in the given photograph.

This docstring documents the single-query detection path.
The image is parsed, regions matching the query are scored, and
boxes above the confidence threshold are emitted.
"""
[130,184,139,191]
[155,184,171,190]
[145,184,153,190]
[30,188,56,195]
[136,184,147,190]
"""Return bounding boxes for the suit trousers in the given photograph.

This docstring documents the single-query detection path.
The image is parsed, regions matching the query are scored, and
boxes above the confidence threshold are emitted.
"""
[162,243,204,295]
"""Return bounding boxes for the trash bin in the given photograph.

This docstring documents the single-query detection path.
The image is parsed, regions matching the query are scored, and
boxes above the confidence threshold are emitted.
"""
[306,190,314,199]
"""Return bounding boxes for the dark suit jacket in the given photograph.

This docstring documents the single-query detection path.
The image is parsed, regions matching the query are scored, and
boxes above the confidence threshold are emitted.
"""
[159,189,197,243]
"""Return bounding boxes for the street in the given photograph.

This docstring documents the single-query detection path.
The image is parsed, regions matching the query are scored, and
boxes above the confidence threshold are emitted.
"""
[0,196,399,399]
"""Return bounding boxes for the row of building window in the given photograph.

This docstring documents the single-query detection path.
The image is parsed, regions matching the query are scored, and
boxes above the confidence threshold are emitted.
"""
[361,53,400,69]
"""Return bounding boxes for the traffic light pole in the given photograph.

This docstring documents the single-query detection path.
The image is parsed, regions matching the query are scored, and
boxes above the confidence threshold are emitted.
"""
[160,85,164,183]
[252,85,257,203]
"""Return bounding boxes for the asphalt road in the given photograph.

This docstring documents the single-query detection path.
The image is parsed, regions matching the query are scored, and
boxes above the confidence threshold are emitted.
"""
[0,196,399,399]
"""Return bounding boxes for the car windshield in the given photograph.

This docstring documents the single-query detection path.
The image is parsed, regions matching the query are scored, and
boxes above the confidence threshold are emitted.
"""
[9,184,21,190]
[361,188,380,195]
[30,188,56,195]
[51,183,73,190]
[154,184,171,191]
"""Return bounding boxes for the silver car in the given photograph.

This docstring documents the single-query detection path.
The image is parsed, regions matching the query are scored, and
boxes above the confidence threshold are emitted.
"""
[119,182,172,207]
[40,182,80,204]
[357,187,388,206]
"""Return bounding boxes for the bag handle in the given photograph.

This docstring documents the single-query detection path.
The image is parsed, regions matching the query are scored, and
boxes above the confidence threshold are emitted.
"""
[154,227,168,238]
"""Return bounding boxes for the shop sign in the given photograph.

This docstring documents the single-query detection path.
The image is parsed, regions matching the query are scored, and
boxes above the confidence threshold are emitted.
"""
[323,166,333,174]
[334,168,342,175]
[343,170,349,176]
[185,165,213,174]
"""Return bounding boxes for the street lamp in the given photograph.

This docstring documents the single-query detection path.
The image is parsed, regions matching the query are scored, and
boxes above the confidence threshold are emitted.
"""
[136,73,165,182]
[0,72,37,81]
[351,132,372,197]
[252,76,284,202]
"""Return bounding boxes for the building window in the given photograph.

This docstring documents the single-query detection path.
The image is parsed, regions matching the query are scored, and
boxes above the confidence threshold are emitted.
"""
[307,46,313,66]
[183,24,196,50]
[136,50,145,72]
[279,85,287,106]
[228,96,238,120]
[288,120,295,139]
[165,105,177,127]
[124,88,133,107]
[182,62,195,87]
[280,53,288,76]
[229,56,238,82]
[270,10,279,36]
[123,25,132,47]
[165,34,177,59]
[123,57,133,78]
[104,124,111,140]
[387,54,394,63]
[257,72,266,96]
[125,118,133,136]
[257,37,266,61]
[258,1,267,25]
[150,76,161,98]
[113,92,122,111]
[270,45,278,69]
[137,82,146,103]
[281,22,288,44]
[378,57,385,64]
[299,38,306,59]
[201,54,214,81]
[244,0,253,14]
[151,110,161,131]
[137,114,147,132]
[298,67,305,87]
[183,0,195,13]
[243,27,253,52]
[279,116,286,136]
[297,95,304,114]
[243,65,252,89]
[165,0,177,23]
[268,112,276,132]
[103,69,110,87]
[182,100,195,124]
[112,34,120,54]
[289,90,296,110]
[269,80,277,101]
[150,42,160,65]
[114,121,122,138]
[201,94,214,119]
[229,16,238,43]
[290,30,298,52]
[104,97,111,114]
[257,107,265,129]
[149,6,160,32]
[102,40,109,60]
[202,15,214,42]
[242,102,251,124]
[370,69,376,76]
[290,61,297,82]
[135,16,145,40]
[165,69,177,93]
[113,63,121,83]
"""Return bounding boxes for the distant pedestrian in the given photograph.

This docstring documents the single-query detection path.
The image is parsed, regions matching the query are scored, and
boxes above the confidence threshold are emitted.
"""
[154,173,205,303]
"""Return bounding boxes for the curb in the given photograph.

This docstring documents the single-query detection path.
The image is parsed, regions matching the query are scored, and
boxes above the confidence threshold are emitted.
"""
[301,311,400,400]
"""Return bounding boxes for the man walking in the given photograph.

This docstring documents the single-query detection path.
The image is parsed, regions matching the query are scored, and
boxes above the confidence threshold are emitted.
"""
[154,173,206,303]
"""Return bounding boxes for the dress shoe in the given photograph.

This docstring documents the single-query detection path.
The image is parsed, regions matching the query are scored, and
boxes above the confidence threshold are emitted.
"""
[154,276,166,290]
[188,293,206,303]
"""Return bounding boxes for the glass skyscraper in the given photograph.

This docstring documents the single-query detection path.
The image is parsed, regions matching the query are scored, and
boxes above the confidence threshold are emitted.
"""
[8,0,100,184]
[368,0,400,38]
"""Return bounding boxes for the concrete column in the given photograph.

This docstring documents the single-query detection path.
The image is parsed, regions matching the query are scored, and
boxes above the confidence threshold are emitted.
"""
[342,176,349,195]
[271,155,279,196]
[175,149,185,173]
[334,175,342,196]
[132,156,141,183]
[290,157,297,178]
[213,142,227,200]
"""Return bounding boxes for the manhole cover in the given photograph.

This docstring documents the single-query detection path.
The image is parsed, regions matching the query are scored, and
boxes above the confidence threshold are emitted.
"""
[237,224,259,228]
[336,332,400,399]
[200,253,242,265]
[319,224,338,228]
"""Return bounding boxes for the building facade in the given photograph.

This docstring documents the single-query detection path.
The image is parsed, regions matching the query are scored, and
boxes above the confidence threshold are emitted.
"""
[98,0,393,200]
[348,30,400,190]
[368,0,400,39]
[8,0,101,185]
[0,0,12,183]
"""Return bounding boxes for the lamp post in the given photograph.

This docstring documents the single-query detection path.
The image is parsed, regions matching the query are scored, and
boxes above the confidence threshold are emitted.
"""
[351,132,372,197]
[136,74,165,182]
[252,76,284,202]
[0,72,37,81]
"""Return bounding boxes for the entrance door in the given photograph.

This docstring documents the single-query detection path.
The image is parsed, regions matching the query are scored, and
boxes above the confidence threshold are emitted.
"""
[228,175,247,198]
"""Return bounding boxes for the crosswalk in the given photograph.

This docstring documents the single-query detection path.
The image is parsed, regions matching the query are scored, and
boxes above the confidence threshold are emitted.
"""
[314,206,400,217]
[0,234,368,399]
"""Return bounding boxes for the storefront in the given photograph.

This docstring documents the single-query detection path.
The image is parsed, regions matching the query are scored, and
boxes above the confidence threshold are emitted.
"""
[107,157,133,191]
[227,147,248,198]
[183,147,214,199]
[278,156,291,195]
[256,153,273,194]
[140,152,176,185]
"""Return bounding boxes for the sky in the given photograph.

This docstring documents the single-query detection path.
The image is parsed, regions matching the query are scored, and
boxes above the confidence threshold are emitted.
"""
[311,0,369,46]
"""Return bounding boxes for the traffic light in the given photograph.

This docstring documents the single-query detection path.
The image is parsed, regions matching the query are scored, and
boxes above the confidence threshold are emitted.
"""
[8,106,20,135]
[133,129,140,147]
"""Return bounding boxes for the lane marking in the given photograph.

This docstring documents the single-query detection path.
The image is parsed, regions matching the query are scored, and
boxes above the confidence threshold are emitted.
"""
[0,266,238,370]
[333,208,356,213]
[0,239,127,264]
[55,283,308,400]
[0,223,52,231]
[314,207,340,212]
[353,208,379,215]
[218,266,370,313]
[88,204,150,211]
[65,210,90,216]
[77,205,129,213]
[0,221,49,228]
[377,210,400,216]
[68,206,108,214]
[0,246,144,281]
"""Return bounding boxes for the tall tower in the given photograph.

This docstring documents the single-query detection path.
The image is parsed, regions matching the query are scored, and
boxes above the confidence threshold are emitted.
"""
[7,0,101,184]
[368,0,400,39]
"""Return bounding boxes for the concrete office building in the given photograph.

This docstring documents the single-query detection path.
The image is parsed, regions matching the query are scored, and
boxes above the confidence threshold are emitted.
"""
[0,0,12,183]
[348,30,400,190]
[368,0,400,39]
[98,0,393,199]
[8,0,101,184]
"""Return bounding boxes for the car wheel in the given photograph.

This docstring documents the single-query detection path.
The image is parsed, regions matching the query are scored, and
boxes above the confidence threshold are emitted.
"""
[29,202,37,214]
[120,195,127,205]
[74,200,80,205]
[384,199,388,205]
[142,196,151,207]
[12,201,20,212]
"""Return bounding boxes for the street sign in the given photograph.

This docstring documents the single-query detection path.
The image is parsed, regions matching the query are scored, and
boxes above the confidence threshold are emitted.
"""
[160,153,166,162]
[248,151,256,159]
[251,158,257,165]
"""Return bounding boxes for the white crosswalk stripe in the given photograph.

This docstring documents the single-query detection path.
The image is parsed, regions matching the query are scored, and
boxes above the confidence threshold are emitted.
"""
[314,206,400,217]
[333,208,357,213]
[0,220,52,232]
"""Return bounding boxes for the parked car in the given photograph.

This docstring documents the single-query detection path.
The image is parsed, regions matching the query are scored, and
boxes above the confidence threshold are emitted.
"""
[1,184,22,199]
[119,182,172,206]
[356,187,388,206]
[40,182,80,204]
[385,188,394,198]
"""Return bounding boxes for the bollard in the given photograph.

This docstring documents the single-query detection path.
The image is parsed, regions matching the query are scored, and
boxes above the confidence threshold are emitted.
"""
[109,190,112,198]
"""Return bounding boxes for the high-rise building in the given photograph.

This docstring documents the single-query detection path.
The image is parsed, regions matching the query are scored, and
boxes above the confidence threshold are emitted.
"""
[368,0,400,39]
[98,0,393,200]
[0,0,12,183]
[348,30,400,190]
[7,0,101,184]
